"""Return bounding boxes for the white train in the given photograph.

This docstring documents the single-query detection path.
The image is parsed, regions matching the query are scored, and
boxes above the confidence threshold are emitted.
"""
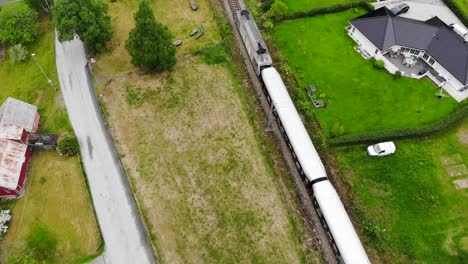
[236,9,371,264]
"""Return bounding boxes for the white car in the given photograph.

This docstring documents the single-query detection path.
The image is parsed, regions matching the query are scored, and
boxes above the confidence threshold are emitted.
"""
[367,142,396,156]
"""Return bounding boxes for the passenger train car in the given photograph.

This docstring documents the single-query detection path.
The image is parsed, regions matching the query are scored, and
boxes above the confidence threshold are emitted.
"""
[235,10,272,76]
[236,9,371,264]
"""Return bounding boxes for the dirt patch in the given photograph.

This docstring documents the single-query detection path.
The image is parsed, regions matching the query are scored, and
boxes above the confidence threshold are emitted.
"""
[440,154,463,166]
[447,164,468,177]
[457,126,468,145]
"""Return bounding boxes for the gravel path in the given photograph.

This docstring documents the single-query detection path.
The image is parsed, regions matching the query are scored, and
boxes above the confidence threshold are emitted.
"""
[55,36,155,264]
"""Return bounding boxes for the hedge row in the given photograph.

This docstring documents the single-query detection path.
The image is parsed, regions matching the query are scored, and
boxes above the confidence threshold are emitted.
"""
[282,1,373,22]
[329,104,468,146]
[442,0,468,28]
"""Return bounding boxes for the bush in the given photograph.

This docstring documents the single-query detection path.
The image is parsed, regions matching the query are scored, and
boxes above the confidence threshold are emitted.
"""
[331,122,345,138]
[57,133,79,156]
[0,3,39,45]
[442,0,468,28]
[262,18,274,33]
[261,0,275,12]
[53,0,112,53]
[329,105,468,146]
[25,0,53,14]
[282,1,373,21]
[394,70,402,80]
[8,44,28,63]
[267,1,288,22]
[373,59,385,70]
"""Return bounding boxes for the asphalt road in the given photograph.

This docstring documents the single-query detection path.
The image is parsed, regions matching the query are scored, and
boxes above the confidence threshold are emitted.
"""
[55,36,155,264]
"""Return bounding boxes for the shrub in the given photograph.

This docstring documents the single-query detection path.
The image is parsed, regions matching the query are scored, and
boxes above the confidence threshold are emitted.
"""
[329,105,468,146]
[0,3,39,45]
[373,59,385,70]
[57,133,79,156]
[8,44,28,63]
[25,0,54,14]
[394,70,402,80]
[267,1,288,22]
[262,18,274,33]
[261,0,275,12]
[331,122,345,138]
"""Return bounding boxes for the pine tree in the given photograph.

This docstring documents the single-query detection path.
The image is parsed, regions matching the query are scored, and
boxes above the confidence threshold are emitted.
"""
[126,0,176,72]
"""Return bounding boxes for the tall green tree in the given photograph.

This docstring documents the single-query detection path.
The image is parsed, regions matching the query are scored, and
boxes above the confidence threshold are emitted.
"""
[25,0,54,14]
[53,0,112,53]
[0,3,39,45]
[126,0,176,72]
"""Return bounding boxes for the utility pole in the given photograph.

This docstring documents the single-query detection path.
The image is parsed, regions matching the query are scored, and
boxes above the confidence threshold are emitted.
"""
[31,53,56,91]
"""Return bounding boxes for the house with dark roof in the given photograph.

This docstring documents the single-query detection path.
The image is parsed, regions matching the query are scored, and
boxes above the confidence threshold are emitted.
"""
[347,7,468,102]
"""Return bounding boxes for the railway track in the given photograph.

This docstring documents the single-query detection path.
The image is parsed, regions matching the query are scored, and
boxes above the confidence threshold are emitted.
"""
[226,0,241,16]
[220,0,339,263]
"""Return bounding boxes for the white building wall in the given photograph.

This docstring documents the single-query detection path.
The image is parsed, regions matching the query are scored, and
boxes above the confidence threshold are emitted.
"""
[428,59,465,91]
[348,26,382,59]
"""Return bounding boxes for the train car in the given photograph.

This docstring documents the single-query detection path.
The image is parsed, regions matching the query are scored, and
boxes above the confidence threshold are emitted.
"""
[235,9,272,75]
[261,67,370,264]
[261,67,326,184]
[313,181,371,264]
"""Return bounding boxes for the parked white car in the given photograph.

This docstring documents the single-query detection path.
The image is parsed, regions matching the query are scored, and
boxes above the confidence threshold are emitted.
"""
[367,142,396,156]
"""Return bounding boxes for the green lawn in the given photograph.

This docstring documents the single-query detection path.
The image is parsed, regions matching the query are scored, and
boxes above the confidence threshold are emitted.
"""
[273,9,462,136]
[335,120,468,263]
[0,15,101,263]
[455,0,468,16]
[0,19,70,133]
[282,0,371,14]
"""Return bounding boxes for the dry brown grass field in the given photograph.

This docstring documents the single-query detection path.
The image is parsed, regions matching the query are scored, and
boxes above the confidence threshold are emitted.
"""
[94,0,321,262]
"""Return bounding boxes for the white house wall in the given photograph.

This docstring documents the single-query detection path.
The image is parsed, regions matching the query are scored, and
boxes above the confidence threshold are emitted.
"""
[348,26,382,59]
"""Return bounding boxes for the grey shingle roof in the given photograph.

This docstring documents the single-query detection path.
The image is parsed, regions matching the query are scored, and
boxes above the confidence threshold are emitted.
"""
[350,7,468,85]
[0,98,38,132]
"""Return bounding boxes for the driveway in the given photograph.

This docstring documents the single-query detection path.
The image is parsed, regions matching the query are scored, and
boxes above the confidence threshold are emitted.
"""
[374,0,465,26]
[55,36,155,264]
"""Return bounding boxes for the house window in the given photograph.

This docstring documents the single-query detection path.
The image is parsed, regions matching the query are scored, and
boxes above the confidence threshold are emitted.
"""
[352,27,355,33]
[429,58,435,65]
[375,49,379,54]
[414,50,420,55]
[410,49,416,54]
[423,53,429,60]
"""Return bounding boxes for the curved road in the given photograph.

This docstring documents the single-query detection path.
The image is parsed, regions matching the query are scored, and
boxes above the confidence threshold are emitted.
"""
[55,36,155,264]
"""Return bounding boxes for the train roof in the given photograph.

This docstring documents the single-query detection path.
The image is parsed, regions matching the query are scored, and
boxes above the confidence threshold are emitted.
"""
[261,68,326,181]
[237,10,271,64]
[313,180,370,264]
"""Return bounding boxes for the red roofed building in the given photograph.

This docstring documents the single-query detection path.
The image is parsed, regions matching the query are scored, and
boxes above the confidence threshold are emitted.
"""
[0,98,39,198]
